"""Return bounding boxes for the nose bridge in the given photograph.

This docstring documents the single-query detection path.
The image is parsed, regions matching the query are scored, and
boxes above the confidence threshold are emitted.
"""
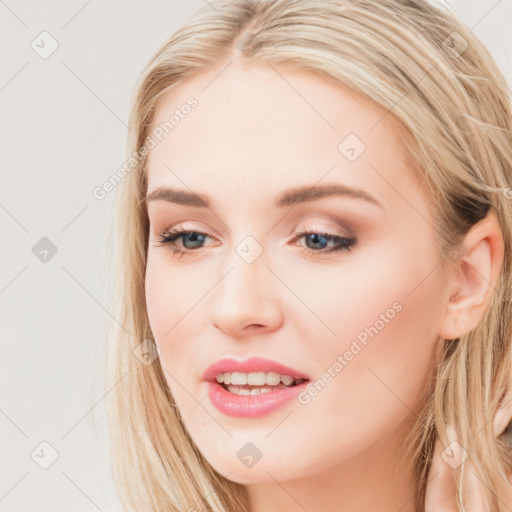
[218,238,269,310]
[221,217,271,292]
[209,236,283,335]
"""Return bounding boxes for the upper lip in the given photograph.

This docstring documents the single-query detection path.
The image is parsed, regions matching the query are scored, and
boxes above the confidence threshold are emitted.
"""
[202,356,312,382]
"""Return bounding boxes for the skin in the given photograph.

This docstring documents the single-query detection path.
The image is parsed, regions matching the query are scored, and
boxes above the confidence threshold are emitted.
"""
[143,59,505,511]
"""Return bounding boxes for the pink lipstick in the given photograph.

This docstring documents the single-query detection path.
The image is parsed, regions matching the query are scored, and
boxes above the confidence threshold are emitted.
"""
[202,356,311,418]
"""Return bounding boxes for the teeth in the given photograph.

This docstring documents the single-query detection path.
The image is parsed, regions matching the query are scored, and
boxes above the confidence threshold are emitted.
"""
[281,375,295,386]
[226,385,282,395]
[216,371,300,387]
[248,372,266,385]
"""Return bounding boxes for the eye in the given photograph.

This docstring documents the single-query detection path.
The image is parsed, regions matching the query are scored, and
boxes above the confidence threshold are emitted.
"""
[293,230,356,256]
[153,228,214,258]
[153,227,356,258]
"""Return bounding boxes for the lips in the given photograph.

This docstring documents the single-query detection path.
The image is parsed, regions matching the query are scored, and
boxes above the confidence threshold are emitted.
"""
[201,356,312,383]
[206,378,310,418]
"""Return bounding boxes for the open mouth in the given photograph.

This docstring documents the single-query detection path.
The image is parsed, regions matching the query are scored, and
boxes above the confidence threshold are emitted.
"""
[207,365,312,417]
[217,373,309,396]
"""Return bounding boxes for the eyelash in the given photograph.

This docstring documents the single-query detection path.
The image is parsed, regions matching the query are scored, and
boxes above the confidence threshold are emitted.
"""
[154,227,356,258]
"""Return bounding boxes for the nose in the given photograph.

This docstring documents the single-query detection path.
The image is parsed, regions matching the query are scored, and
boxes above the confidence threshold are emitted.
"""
[209,251,284,338]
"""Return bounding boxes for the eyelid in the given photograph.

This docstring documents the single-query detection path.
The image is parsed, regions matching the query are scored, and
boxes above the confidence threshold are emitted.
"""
[154,221,215,237]
[295,218,355,238]
[154,215,356,243]
[158,220,352,239]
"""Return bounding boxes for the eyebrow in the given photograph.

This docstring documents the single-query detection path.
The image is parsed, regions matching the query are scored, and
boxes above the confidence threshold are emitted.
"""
[146,183,383,209]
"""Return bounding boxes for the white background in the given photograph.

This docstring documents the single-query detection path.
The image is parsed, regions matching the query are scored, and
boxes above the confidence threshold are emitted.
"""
[1,1,510,510]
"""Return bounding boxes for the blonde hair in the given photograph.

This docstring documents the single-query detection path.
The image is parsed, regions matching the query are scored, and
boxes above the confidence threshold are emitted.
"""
[104,0,512,510]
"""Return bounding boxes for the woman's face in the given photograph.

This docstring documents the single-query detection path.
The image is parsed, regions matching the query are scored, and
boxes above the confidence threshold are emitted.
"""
[144,62,452,489]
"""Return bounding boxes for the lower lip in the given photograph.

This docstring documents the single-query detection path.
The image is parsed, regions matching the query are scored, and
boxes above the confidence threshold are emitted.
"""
[206,380,309,418]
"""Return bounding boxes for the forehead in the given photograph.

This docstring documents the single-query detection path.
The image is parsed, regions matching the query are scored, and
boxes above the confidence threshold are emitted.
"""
[145,62,419,212]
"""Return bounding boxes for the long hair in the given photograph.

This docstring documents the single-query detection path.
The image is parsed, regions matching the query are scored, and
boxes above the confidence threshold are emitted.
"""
[104,1,512,510]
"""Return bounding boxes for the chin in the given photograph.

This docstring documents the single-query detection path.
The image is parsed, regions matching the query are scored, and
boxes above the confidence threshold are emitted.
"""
[201,446,310,484]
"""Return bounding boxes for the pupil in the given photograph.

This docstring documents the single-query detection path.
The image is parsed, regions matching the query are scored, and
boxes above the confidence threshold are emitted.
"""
[184,232,203,249]
[308,233,327,249]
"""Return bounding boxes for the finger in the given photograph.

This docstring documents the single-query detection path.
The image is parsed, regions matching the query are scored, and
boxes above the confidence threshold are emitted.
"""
[498,473,512,512]
[426,391,512,512]
[464,460,491,512]
[494,387,512,510]
[425,434,459,512]
[444,423,491,512]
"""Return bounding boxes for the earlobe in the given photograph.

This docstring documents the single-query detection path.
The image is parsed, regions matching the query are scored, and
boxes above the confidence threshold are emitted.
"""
[438,209,504,341]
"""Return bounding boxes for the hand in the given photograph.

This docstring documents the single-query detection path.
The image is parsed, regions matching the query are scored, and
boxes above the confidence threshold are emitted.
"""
[425,389,512,511]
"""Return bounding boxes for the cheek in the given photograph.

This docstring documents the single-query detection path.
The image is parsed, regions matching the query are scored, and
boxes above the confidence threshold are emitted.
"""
[144,254,199,370]
[291,241,445,441]
[145,256,171,338]
[144,258,205,434]
[145,251,205,337]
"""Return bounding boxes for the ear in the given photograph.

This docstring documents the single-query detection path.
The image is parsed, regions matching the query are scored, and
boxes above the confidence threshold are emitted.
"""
[438,208,505,341]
